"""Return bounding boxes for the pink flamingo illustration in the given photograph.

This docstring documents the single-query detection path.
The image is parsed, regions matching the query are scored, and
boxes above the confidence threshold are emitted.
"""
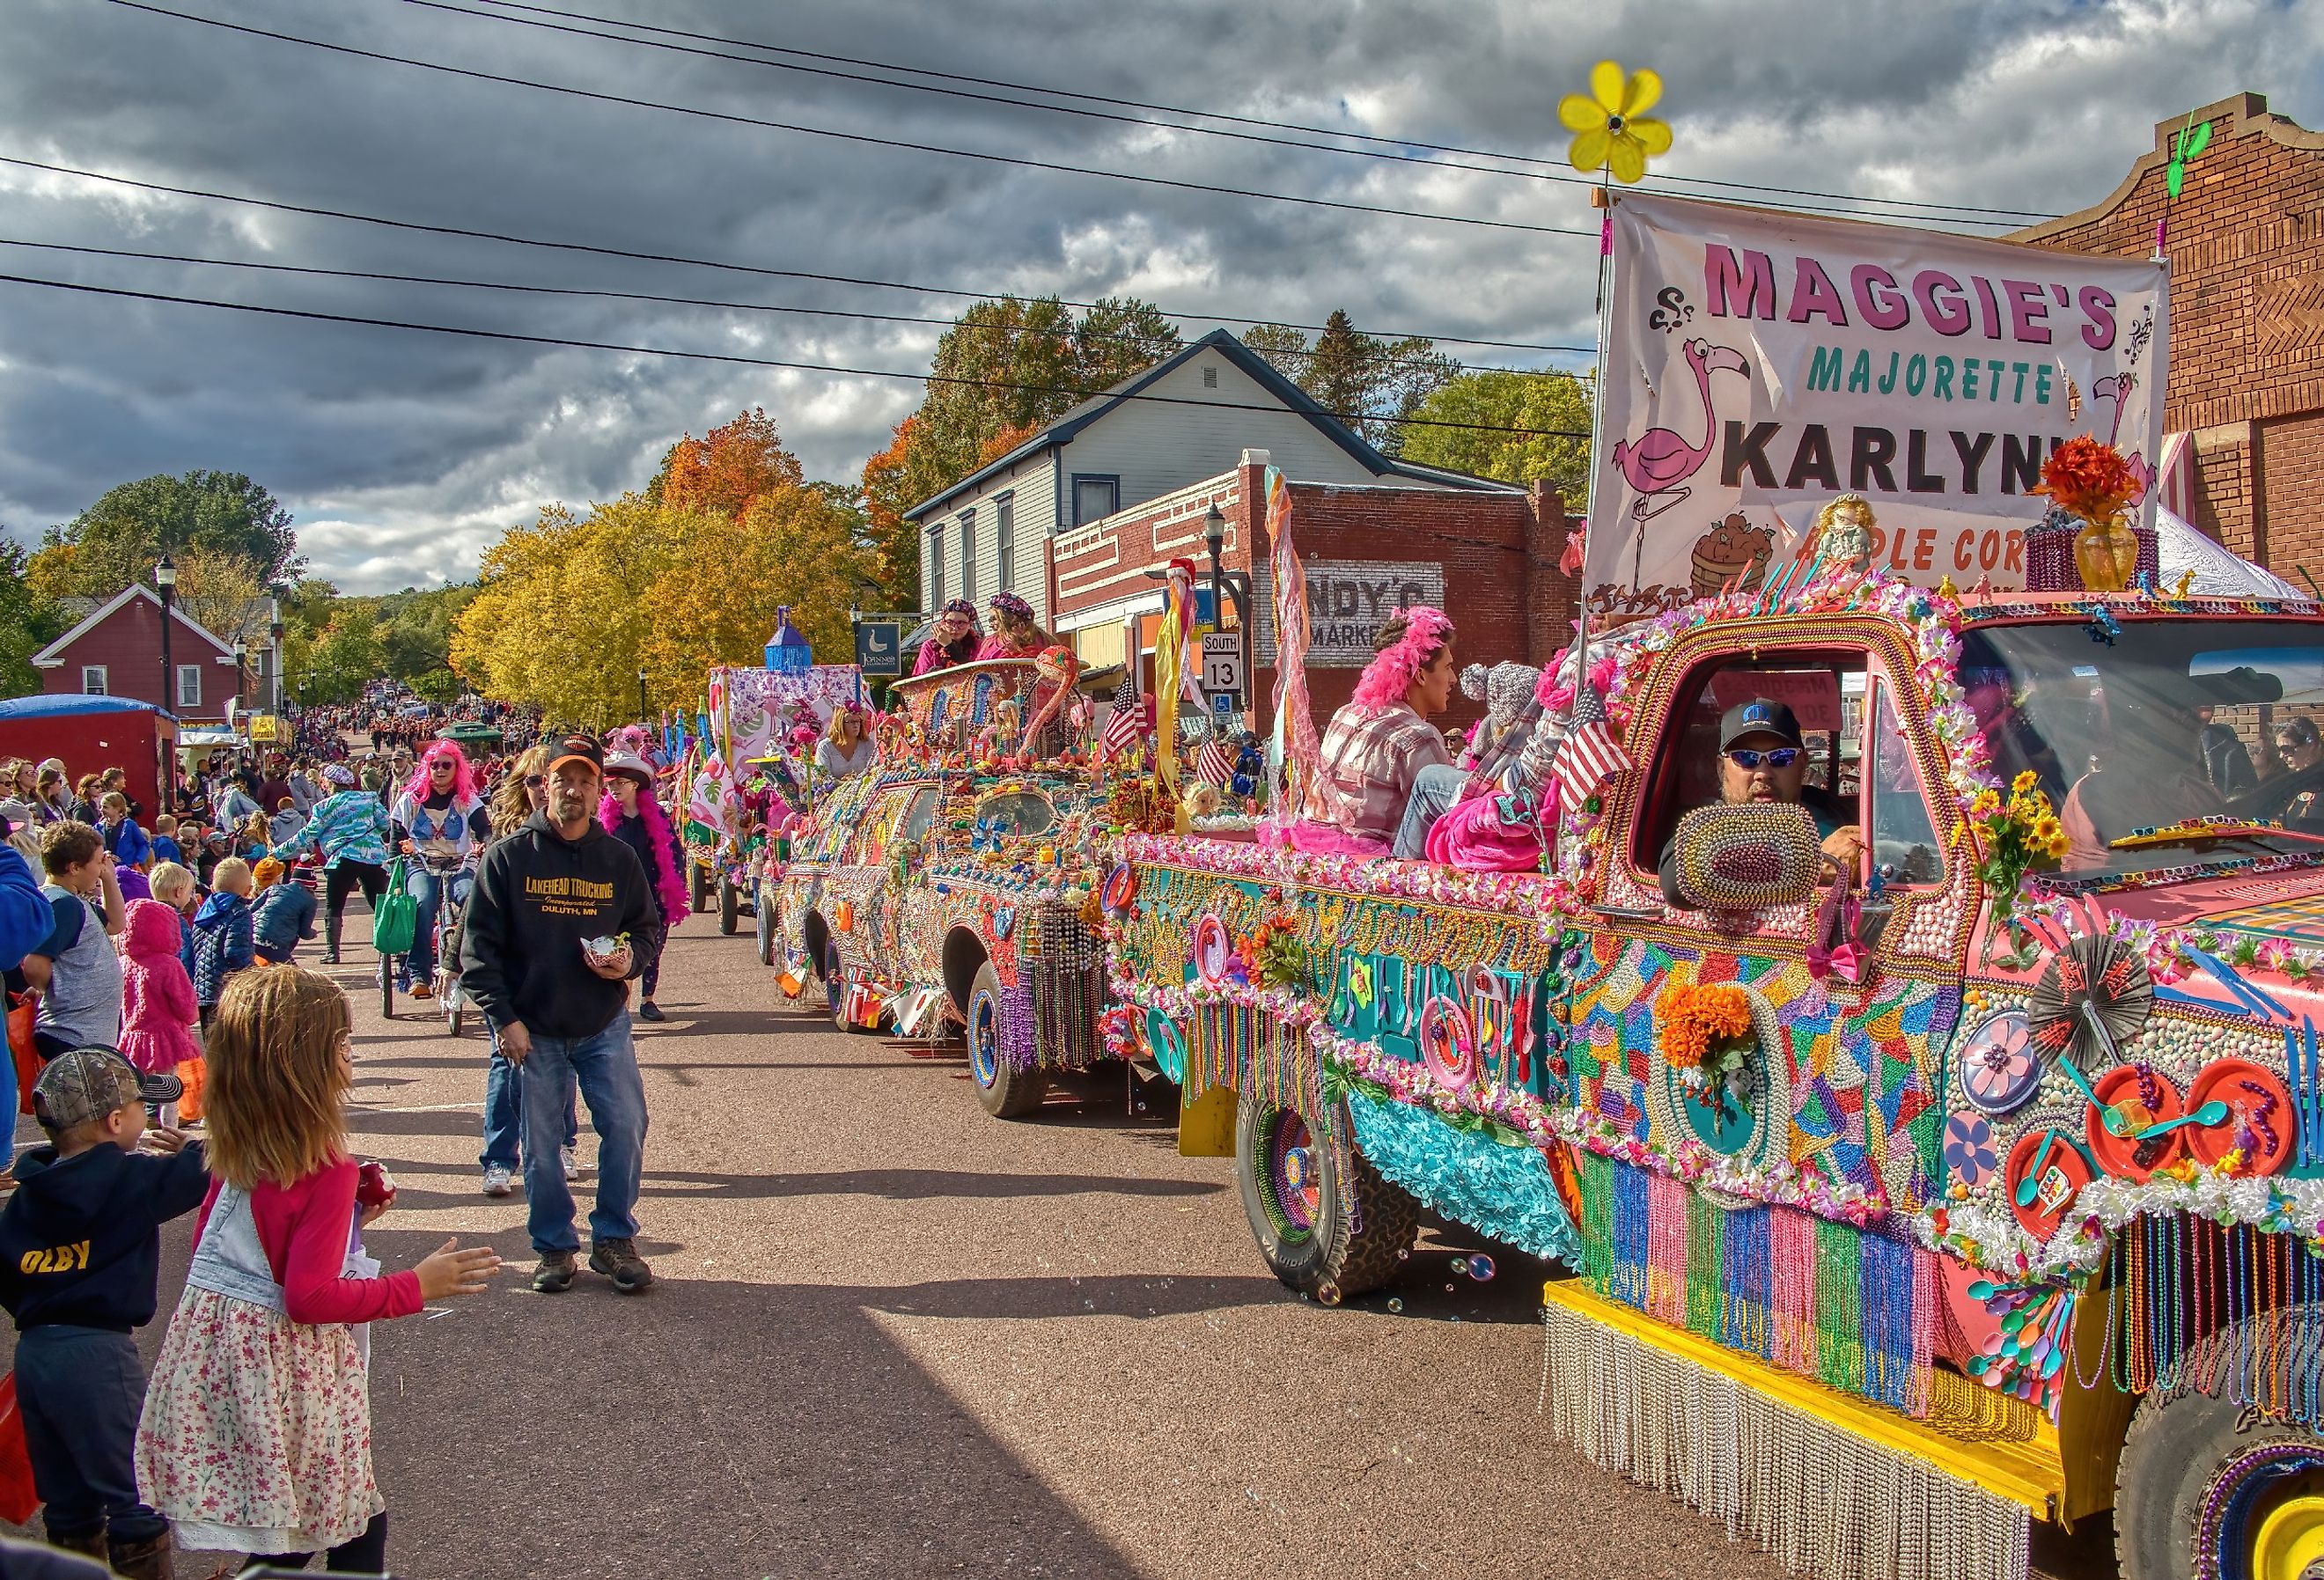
[2092,372,2155,502]
[1614,339,1752,522]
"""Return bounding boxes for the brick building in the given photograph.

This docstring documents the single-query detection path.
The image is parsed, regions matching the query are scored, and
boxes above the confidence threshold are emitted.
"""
[1053,448,1580,729]
[27,584,242,723]
[2016,92,2324,580]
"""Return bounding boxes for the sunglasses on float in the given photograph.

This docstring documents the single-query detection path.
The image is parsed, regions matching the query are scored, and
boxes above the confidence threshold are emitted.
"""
[1725,746,1802,770]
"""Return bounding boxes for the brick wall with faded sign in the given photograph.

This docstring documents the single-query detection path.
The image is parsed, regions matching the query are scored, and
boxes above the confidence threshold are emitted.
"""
[1289,560,1446,665]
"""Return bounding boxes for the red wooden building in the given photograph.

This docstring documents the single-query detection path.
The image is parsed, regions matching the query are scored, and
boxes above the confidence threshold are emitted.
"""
[27,584,242,724]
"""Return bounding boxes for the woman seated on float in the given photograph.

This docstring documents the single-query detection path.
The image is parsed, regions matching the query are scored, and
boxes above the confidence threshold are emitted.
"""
[913,599,982,676]
[978,592,1052,660]
[815,702,877,779]
[1286,607,1458,856]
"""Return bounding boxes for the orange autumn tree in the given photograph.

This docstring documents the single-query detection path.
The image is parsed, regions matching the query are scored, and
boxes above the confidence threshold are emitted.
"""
[650,407,805,522]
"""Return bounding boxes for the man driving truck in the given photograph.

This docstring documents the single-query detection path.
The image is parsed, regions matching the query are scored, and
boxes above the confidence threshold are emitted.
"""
[1660,699,1864,908]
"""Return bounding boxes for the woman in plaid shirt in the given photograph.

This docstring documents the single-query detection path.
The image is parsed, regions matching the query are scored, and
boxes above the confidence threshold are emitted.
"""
[1308,608,1459,853]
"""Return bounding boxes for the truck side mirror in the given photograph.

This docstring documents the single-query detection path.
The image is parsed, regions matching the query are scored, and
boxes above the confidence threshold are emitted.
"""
[1669,802,1821,911]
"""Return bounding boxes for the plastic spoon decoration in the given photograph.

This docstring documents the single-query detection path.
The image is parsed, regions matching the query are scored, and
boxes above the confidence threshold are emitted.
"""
[1964,1275,2076,1419]
[2129,1099,2231,1140]
[2014,1132,2059,1208]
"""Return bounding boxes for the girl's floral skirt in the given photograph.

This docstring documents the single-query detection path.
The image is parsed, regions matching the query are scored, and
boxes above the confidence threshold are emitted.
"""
[135,1287,382,1554]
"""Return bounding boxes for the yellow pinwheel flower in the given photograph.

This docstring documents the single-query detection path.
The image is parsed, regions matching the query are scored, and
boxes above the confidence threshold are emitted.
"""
[1559,60,1673,184]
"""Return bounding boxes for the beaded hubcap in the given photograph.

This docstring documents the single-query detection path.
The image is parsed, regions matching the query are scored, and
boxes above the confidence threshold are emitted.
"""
[969,988,999,1087]
[1260,1109,1321,1243]
[2195,1444,2324,1580]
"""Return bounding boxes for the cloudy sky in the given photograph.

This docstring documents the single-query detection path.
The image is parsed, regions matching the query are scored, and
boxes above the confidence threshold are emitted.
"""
[0,0,2314,592]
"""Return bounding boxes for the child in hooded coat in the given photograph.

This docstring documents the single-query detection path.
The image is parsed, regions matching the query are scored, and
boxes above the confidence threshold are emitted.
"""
[118,900,201,1121]
[188,859,256,1033]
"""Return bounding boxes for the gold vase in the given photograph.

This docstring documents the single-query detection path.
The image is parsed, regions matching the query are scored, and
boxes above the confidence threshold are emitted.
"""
[2072,511,2139,592]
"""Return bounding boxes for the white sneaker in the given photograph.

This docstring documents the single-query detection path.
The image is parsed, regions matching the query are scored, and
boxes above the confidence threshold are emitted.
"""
[561,1145,581,1180]
[481,1164,514,1197]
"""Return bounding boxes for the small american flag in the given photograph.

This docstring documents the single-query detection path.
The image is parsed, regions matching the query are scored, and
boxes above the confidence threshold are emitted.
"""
[1195,735,1234,788]
[1099,668,1144,763]
[1553,686,1632,797]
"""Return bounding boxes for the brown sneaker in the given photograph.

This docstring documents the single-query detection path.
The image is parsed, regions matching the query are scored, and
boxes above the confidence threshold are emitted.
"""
[108,1529,174,1580]
[588,1237,653,1293]
[531,1249,577,1293]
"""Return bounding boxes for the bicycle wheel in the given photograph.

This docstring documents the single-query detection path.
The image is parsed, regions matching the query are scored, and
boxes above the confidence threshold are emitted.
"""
[379,952,395,1019]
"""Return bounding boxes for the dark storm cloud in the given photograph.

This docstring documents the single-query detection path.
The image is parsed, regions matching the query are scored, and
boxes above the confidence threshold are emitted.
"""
[0,0,2312,589]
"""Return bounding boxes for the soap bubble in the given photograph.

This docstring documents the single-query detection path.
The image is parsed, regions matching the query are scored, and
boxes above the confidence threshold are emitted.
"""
[1315,1281,1343,1307]
[1386,1297,1403,1312]
[1450,1257,1469,1275]
[1468,1254,1497,1282]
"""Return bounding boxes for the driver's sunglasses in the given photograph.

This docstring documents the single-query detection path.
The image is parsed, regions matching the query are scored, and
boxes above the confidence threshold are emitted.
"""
[1726,746,1802,770]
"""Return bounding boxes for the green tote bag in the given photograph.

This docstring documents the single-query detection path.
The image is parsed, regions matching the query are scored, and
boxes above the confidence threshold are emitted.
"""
[371,859,419,957]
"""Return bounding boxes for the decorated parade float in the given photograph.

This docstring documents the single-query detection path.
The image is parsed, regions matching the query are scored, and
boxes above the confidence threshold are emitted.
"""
[1099,75,2324,1580]
[765,650,1132,1115]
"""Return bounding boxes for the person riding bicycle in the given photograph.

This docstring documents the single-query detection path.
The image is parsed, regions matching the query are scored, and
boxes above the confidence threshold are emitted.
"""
[268,764,393,966]
[388,743,491,1003]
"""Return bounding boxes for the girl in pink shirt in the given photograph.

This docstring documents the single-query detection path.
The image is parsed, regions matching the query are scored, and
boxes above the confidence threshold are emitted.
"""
[136,967,498,1572]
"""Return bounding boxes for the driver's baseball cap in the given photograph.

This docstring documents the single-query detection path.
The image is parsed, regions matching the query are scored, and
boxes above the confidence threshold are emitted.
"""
[548,735,604,775]
[1719,699,1805,753]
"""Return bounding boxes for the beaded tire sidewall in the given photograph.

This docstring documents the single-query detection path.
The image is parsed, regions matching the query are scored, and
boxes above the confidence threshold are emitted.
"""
[1234,1096,1419,1299]
[2114,1308,2324,1580]
[967,959,1048,1118]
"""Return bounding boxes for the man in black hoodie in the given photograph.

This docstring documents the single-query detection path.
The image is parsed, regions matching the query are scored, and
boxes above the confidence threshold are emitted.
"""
[0,1047,197,1580]
[460,735,658,1297]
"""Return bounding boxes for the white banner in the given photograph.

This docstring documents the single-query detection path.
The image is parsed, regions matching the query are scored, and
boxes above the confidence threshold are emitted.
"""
[1588,194,2168,614]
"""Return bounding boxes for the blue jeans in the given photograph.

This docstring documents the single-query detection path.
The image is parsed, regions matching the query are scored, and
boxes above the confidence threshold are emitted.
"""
[520,1012,647,1252]
[401,866,473,988]
[481,1032,577,1170]
[15,1325,165,1544]
[1394,762,1469,860]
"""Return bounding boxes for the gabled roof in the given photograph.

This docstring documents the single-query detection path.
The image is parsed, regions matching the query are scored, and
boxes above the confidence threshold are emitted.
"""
[29,583,238,668]
[903,328,1520,521]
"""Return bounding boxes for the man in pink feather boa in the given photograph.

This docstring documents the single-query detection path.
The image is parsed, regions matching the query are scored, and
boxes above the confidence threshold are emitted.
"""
[599,753,689,1023]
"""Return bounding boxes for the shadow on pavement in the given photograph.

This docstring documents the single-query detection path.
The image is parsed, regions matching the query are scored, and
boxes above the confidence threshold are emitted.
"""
[360,1158,1222,1206]
[359,1230,1183,1579]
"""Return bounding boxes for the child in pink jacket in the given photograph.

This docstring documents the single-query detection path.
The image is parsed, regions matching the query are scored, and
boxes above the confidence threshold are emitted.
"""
[117,899,200,1125]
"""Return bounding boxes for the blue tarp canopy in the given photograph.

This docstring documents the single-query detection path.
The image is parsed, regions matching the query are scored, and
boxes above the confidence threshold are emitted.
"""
[0,694,177,722]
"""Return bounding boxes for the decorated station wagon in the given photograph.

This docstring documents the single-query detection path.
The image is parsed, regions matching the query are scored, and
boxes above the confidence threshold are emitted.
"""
[769,658,1116,1116]
[1105,568,2324,1580]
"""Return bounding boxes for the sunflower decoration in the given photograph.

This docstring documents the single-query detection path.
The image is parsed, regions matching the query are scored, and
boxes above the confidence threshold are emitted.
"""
[1559,60,1673,184]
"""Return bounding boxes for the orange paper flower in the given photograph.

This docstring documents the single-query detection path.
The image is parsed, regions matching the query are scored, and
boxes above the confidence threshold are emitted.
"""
[2034,436,2143,523]
[1658,981,1753,1067]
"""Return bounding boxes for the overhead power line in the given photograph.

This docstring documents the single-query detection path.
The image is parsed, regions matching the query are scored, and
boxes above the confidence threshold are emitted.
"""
[399,0,2045,229]
[0,235,1599,379]
[99,0,1598,239]
[0,271,1598,440]
[0,153,1601,356]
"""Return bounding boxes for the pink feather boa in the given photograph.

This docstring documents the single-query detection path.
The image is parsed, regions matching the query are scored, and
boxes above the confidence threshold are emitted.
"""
[600,785,690,924]
[1350,606,1454,711]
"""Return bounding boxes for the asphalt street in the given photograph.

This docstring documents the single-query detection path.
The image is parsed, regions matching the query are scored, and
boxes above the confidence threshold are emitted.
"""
[4,921,2117,1578]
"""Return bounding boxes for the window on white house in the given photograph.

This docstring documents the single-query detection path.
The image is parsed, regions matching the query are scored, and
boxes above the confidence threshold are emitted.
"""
[1072,475,1120,527]
[928,525,945,613]
[996,494,1015,591]
[960,510,977,602]
[176,665,202,709]
[81,665,107,695]
[1202,365,1218,388]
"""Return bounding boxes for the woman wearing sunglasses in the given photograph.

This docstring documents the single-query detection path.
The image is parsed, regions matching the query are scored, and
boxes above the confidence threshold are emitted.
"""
[1658,698,1862,908]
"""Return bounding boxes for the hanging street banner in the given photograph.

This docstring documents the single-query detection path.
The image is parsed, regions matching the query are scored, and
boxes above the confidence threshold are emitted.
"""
[1586,193,2169,614]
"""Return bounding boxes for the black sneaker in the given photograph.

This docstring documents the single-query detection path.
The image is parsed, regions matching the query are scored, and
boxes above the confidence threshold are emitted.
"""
[589,1237,653,1293]
[531,1249,577,1293]
[320,949,341,965]
[637,1000,666,1023]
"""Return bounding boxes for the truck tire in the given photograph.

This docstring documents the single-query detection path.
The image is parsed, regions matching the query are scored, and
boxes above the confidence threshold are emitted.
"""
[2115,1305,2324,1580]
[823,940,849,1028]
[1236,1096,1419,1301]
[689,860,709,914]
[965,959,1048,1117]
[754,882,775,966]
[719,878,739,935]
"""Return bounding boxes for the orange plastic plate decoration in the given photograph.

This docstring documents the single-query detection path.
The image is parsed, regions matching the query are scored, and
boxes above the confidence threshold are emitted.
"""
[2186,1056,2295,1176]
[2085,1065,2183,1182]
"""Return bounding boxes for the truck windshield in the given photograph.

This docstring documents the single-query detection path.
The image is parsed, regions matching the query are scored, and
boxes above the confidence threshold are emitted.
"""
[1959,619,2324,880]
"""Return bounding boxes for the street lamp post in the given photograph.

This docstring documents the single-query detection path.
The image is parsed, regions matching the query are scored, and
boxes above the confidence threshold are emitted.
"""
[1202,503,1253,728]
[269,593,285,714]
[232,641,247,718]
[154,554,177,714]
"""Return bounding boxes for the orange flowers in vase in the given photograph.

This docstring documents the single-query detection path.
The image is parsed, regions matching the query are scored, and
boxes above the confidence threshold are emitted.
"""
[2034,436,2144,593]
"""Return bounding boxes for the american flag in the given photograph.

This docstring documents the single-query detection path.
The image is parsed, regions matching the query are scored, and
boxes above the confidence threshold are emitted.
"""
[1195,734,1235,788]
[1553,686,1632,797]
[1099,668,1144,763]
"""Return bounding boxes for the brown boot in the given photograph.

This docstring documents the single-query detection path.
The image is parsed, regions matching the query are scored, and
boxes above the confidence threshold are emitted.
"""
[49,1526,109,1564]
[109,1527,175,1580]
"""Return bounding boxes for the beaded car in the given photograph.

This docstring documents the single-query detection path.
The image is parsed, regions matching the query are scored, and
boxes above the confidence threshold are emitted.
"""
[1105,571,2324,1580]
[769,658,1114,1116]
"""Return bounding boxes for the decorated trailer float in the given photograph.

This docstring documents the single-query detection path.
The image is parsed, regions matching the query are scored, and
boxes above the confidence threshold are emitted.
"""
[768,657,1121,1116]
[1104,569,2324,1580]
